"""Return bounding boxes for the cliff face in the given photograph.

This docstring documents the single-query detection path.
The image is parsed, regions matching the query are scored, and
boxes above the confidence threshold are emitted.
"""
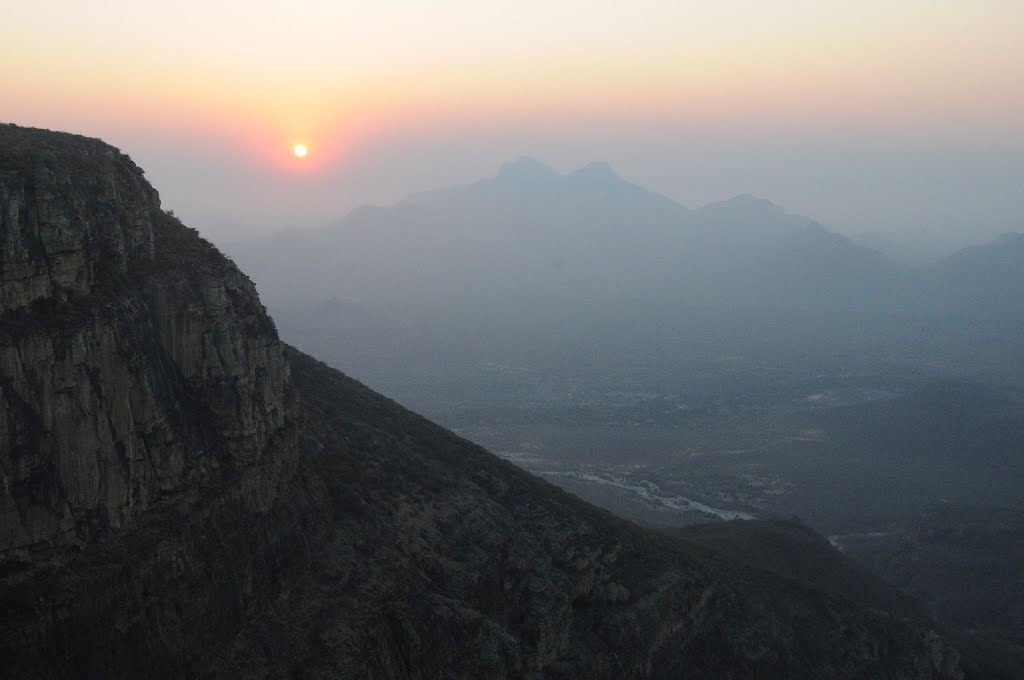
[1,124,293,562]
[0,128,155,312]
[1,126,321,677]
[0,125,968,678]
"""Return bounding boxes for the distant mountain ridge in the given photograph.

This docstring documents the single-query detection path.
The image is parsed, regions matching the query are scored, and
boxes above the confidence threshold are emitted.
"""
[215,158,1024,413]
[225,157,1024,338]
[226,158,831,313]
[410,156,669,200]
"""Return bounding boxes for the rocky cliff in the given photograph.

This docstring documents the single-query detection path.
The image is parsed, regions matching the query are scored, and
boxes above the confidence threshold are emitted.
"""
[0,124,968,678]
[1,124,294,562]
[1,125,321,676]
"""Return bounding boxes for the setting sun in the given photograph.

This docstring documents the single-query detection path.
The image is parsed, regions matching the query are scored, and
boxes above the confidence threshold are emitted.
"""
[293,143,308,158]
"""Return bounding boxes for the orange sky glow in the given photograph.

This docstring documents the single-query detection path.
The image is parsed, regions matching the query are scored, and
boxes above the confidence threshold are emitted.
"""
[2,1,1022,244]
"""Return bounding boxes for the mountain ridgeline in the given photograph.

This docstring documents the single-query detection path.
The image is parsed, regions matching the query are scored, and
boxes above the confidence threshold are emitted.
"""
[224,156,1024,401]
[227,155,1022,322]
[0,127,976,676]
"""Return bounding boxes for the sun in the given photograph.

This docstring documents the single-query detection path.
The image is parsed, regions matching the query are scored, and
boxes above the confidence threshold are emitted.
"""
[292,143,308,158]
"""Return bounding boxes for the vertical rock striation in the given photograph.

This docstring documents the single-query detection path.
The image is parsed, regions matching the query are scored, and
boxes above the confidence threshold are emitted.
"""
[1,124,294,563]
[0,125,155,313]
[1,125,321,677]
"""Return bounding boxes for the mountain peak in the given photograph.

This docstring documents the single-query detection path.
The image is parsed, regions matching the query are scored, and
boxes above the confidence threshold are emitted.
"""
[705,193,785,214]
[495,156,557,181]
[487,157,637,193]
[568,160,619,180]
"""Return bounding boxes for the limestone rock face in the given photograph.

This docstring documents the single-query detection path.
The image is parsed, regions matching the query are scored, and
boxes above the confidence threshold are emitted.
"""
[0,125,296,563]
[0,124,156,313]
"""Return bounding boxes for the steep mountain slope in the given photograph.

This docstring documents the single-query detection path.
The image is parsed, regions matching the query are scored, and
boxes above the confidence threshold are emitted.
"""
[680,517,1024,680]
[688,193,813,246]
[214,348,965,679]
[1,125,967,678]
[1,124,324,676]
[742,223,908,314]
[919,233,1024,320]
[842,505,1024,679]
[675,519,926,623]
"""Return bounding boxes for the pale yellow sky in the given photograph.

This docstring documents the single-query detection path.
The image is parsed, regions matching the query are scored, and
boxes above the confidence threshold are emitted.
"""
[2,1,1023,245]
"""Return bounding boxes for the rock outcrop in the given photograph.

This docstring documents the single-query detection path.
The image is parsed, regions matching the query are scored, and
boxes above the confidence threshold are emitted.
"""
[1,125,294,563]
[0,124,969,678]
[0,127,155,313]
[1,126,319,677]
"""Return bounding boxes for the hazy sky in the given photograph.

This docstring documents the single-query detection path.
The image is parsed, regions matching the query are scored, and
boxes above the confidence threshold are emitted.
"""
[3,1,1022,251]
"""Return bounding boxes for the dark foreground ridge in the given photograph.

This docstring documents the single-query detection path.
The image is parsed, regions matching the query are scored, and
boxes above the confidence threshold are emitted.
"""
[1,124,966,677]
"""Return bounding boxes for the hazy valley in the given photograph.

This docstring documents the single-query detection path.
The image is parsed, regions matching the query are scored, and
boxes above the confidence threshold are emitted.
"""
[223,159,1024,668]
[4,123,1015,678]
